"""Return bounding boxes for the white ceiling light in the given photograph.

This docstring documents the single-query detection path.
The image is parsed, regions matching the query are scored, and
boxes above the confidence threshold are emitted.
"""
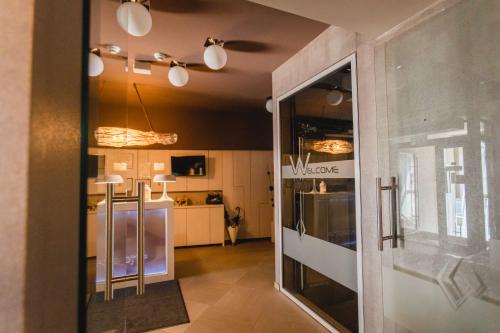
[326,89,343,106]
[265,96,273,113]
[88,50,104,77]
[203,37,227,70]
[116,0,152,37]
[168,61,189,87]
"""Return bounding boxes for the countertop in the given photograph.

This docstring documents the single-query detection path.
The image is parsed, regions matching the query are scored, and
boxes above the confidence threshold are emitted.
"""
[174,204,224,209]
[96,198,173,212]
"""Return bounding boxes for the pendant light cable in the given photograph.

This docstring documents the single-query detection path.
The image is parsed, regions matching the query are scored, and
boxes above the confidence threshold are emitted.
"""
[133,83,155,132]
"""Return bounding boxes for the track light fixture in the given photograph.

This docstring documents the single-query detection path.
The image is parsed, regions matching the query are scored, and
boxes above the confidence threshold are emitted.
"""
[168,61,189,87]
[117,0,152,37]
[88,48,104,77]
[153,52,169,62]
[203,37,227,70]
[105,44,122,55]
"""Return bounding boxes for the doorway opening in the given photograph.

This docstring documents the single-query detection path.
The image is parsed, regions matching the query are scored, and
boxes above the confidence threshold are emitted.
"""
[275,55,363,333]
[83,1,329,332]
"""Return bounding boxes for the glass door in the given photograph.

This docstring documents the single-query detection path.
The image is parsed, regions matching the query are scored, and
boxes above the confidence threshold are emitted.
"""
[278,56,362,333]
[376,0,500,332]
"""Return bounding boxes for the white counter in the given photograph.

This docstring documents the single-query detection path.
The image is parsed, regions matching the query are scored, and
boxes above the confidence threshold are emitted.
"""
[95,198,174,292]
[174,204,224,209]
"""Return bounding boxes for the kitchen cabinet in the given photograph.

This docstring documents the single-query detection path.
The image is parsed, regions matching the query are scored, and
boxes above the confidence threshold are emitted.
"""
[173,208,187,247]
[87,212,97,257]
[209,206,224,245]
[174,205,225,247]
[186,207,210,245]
[208,150,223,190]
[87,148,273,240]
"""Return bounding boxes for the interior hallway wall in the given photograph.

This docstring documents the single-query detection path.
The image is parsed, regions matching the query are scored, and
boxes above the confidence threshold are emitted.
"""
[272,25,383,332]
[0,1,35,331]
[0,0,84,332]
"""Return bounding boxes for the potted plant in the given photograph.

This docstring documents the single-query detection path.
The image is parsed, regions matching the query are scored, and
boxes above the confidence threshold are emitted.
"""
[225,206,241,245]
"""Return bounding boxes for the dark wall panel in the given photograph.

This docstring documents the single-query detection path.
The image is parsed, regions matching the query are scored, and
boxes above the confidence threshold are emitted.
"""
[89,103,273,150]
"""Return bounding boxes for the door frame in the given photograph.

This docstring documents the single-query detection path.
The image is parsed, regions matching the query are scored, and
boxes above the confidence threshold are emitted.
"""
[273,53,364,333]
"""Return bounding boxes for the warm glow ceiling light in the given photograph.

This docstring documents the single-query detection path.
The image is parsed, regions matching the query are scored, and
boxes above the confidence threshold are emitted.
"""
[310,139,353,155]
[265,96,273,113]
[95,83,178,147]
[95,127,177,147]
[203,37,227,70]
[116,0,152,37]
[168,61,189,87]
[88,49,104,77]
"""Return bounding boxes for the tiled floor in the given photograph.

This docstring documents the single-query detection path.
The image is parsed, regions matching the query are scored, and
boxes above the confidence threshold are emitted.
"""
[152,240,328,333]
[87,240,329,332]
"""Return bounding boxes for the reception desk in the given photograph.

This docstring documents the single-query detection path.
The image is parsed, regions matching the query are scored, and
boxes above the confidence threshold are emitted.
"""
[95,199,174,292]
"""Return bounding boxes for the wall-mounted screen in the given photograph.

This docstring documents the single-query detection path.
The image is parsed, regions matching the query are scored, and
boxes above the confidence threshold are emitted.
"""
[171,156,206,176]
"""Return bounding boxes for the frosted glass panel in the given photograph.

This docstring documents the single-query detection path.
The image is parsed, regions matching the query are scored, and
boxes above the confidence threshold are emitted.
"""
[376,0,500,332]
[96,207,167,285]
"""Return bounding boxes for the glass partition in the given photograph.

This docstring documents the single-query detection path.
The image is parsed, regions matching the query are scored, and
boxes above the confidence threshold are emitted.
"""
[376,0,500,331]
[279,60,360,332]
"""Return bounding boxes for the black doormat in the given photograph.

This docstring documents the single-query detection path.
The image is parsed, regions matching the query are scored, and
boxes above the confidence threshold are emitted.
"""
[87,280,190,333]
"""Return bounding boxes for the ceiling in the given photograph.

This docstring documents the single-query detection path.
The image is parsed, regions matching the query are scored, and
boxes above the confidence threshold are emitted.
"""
[247,0,438,37]
[296,65,353,121]
[90,0,328,113]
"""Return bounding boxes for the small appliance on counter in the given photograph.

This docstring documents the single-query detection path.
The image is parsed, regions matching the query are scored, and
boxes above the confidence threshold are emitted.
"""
[206,192,223,205]
[174,196,191,207]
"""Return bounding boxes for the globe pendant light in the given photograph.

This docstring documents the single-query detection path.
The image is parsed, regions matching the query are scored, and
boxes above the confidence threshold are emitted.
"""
[326,89,343,106]
[168,61,189,87]
[88,49,104,77]
[116,0,152,37]
[203,37,227,70]
[265,96,273,113]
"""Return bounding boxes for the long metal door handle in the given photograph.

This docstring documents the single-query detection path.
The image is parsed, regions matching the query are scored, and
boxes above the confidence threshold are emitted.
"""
[389,177,398,249]
[104,181,146,301]
[376,177,398,251]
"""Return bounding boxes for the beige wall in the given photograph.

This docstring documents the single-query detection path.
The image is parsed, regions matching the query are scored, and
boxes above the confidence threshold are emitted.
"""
[272,25,383,332]
[0,1,35,331]
[0,1,83,332]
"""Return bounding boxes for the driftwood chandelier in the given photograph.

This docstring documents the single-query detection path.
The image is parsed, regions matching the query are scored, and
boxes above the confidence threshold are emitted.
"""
[94,83,178,147]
